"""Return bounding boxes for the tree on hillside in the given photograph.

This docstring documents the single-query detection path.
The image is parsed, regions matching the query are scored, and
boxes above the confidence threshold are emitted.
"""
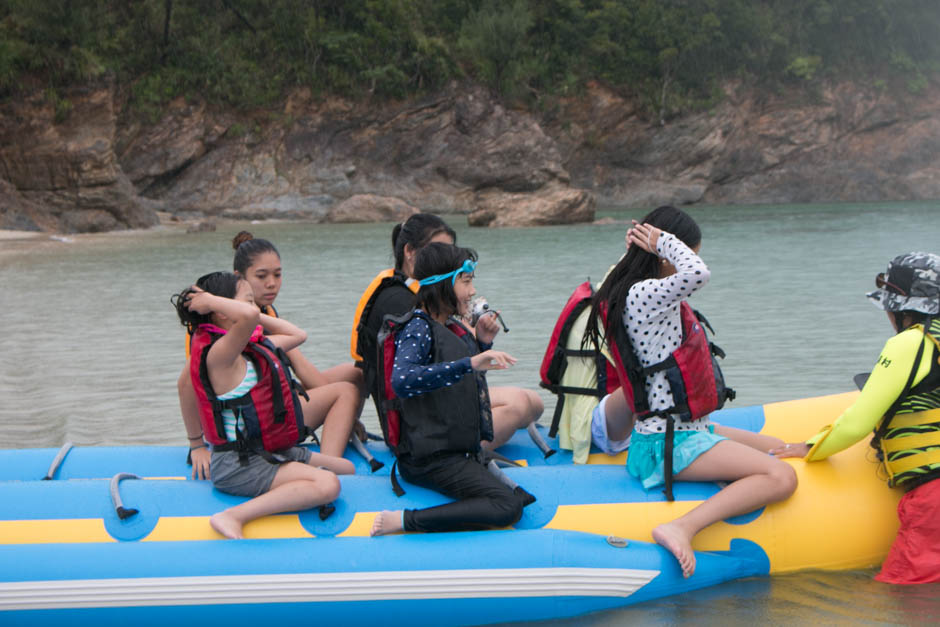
[457,0,534,99]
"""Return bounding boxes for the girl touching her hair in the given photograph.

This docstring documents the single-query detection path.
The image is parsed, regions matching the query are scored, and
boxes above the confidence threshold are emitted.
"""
[178,233,362,479]
[173,272,352,539]
[586,206,796,578]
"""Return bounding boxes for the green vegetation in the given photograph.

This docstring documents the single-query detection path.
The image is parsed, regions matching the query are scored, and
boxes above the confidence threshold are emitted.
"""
[1,0,938,119]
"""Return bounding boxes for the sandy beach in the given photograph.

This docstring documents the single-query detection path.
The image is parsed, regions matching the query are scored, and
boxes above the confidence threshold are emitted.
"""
[0,229,45,241]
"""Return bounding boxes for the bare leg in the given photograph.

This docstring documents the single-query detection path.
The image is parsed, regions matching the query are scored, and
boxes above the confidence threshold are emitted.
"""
[603,387,634,442]
[370,510,405,536]
[713,423,785,452]
[321,363,369,440]
[301,381,360,457]
[321,363,365,392]
[210,462,341,539]
[307,450,355,475]
[483,386,545,450]
[652,439,797,578]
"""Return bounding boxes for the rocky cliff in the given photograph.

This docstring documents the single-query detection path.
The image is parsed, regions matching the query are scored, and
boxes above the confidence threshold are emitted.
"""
[549,81,940,207]
[2,79,938,233]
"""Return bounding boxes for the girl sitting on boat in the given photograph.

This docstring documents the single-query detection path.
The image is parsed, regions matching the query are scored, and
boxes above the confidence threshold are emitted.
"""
[773,252,940,584]
[351,213,543,451]
[370,243,528,535]
[180,233,363,480]
[174,271,353,539]
[586,206,797,578]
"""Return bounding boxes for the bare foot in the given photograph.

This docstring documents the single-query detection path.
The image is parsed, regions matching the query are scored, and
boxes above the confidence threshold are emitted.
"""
[370,510,404,537]
[210,511,244,540]
[652,522,695,578]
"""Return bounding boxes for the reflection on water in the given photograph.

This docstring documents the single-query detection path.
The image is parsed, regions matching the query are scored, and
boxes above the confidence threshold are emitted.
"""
[512,570,940,626]
[2,201,938,624]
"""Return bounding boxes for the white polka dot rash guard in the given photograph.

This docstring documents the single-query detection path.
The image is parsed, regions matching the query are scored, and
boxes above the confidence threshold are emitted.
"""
[624,232,711,435]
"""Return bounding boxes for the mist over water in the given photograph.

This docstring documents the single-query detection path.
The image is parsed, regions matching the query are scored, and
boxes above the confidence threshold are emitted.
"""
[2,201,938,623]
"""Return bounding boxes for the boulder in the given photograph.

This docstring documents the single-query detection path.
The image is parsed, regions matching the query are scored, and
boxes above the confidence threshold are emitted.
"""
[325,194,419,223]
[468,182,595,227]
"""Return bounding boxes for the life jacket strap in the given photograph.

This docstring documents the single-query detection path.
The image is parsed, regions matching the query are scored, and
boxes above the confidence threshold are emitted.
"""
[886,448,940,477]
[887,408,940,429]
[390,460,406,497]
[663,415,676,502]
[883,430,940,454]
[547,393,565,438]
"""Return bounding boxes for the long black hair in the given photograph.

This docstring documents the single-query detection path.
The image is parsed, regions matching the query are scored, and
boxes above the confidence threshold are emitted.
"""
[413,242,478,319]
[392,213,457,272]
[172,271,242,334]
[232,231,280,275]
[584,206,702,357]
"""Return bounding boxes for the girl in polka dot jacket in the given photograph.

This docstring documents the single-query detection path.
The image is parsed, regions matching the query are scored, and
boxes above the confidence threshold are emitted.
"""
[586,206,796,579]
[371,242,532,537]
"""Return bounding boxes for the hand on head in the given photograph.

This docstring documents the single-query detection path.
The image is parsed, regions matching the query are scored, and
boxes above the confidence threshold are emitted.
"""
[626,220,663,255]
[184,286,214,315]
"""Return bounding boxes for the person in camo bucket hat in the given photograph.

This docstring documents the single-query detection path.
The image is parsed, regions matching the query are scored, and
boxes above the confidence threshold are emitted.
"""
[774,250,940,584]
[867,252,940,315]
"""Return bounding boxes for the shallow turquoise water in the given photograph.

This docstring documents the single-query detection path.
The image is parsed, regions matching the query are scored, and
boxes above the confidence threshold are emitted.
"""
[1,201,938,623]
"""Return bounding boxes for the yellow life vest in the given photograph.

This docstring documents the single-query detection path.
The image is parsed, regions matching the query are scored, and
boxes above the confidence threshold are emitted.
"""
[879,319,940,486]
[881,408,940,484]
[349,269,418,362]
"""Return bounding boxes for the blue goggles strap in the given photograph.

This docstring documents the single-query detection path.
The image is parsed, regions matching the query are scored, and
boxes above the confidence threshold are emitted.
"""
[418,259,477,286]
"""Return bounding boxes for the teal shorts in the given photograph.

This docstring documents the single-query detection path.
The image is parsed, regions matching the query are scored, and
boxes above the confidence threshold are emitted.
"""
[627,425,726,490]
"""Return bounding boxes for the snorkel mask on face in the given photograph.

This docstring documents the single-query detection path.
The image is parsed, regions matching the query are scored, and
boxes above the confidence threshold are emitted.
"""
[418,259,477,286]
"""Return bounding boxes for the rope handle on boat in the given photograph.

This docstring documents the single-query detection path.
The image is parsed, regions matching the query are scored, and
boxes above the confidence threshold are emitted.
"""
[526,423,557,459]
[42,441,74,480]
[349,434,385,473]
[110,473,141,520]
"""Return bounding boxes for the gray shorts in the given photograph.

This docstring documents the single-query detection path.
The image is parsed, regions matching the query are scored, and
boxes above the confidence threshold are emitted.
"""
[210,446,312,497]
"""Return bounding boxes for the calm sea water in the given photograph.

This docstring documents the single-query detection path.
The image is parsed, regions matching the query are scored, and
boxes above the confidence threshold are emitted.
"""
[2,202,939,624]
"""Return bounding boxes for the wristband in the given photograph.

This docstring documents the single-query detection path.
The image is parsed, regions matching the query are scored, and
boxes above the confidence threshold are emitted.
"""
[187,433,204,441]
[189,443,207,451]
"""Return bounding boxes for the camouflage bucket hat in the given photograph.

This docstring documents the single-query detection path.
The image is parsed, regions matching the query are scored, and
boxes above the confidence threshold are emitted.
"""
[867,252,940,315]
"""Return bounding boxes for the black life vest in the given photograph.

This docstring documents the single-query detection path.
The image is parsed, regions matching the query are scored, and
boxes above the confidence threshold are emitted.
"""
[350,270,417,364]
[189,323,306,456]
[375,310,492,461]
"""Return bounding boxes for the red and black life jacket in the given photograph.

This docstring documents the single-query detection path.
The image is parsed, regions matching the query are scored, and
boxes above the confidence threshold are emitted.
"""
[608,301,735,501]
[375,310,493,460]
[189,323,306,456]
[616,301,735,423]
[539,281,620,437]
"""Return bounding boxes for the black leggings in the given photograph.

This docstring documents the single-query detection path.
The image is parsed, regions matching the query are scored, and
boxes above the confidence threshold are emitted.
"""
[398,453,523,533]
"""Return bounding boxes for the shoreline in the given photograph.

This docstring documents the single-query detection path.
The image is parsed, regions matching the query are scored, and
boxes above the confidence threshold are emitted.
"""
[0,229,45,241]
